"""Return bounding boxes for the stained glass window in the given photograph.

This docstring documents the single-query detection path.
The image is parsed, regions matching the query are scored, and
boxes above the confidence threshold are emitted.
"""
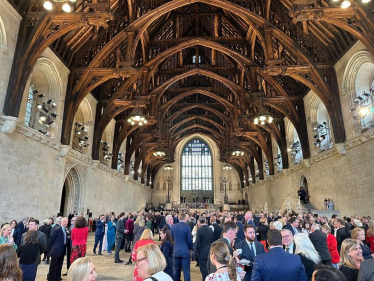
[181,139,212,191]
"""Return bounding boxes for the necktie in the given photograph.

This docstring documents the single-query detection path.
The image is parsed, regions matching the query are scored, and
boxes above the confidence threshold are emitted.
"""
[286,247,290,253]
[62,227,66,245]
[250,242,255,256]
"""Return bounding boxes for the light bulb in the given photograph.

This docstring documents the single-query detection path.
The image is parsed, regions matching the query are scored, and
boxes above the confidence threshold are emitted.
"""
[139,122,143,126]
[254,118,258,125]
[362,0,370,3]
[341,0,351,8]
[127,119,131,123]
[40,116,47,122]
[359,107,369,118]
[43,0,53,10]
[62,3,71,12]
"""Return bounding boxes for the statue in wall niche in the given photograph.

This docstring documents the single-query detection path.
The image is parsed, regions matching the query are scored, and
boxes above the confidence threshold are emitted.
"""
[163,182,166,192]
[156,182,160,191]
[229,181,232,192]
[220,182,224,193]
[168,182,173,191]
[237,182,240,191]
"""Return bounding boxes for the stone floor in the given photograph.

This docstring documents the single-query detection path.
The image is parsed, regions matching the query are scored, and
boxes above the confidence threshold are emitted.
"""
[35,233,202,281]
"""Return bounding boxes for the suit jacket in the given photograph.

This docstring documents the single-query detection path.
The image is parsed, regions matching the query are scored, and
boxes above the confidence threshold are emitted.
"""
[160,240,173,269]
[360,243,373,260]
[21,230,47,265]
[251,247,307,281]
[235,222,245,244]
[211,223,222,242]
[170,221,193,258]
[116,219,125,239]
[283,224,300,236]
[257,225,270,241]
[95,220,105,236]
[17,221,27,235]
[13,228,22,247]
[336,227,348,253]
[195,225,213,259]
[207,237,233,273]
[308,230,331,261]
[49,226,66,258]
[358,258,374,281]
[236,239,265,281]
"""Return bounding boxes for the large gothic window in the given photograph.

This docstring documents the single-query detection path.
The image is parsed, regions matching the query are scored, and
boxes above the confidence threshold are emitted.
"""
[181,139,212,191]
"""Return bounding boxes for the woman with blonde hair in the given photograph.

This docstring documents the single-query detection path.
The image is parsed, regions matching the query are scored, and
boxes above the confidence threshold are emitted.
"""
[365,221,374,253]
[321,225,340,268]
[351,228,374,260]
[294,233,321,280]
[66,257,97,281]
[135,243,172,281]
[0,244,22,281]
[125,216,146,265]
[339,239,363,281]
[132,229,156,281]
[0,225,17,251]
[205,240,240,281]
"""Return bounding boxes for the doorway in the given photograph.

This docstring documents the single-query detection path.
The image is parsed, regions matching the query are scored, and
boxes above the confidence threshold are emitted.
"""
[300,175,309,203]
[59,183,66,216]
[60,167,81,217]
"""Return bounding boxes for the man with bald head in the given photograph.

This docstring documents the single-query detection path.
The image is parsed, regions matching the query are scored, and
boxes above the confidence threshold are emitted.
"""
[47,217,68,281]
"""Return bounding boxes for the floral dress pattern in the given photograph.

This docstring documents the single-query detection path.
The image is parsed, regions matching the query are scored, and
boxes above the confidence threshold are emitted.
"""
[205,272,241,281]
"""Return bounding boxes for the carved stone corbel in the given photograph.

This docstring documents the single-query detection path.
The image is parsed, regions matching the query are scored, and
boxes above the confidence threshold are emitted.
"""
[335,143,347,156]
[60,145,71,157]
[1,115,20,134]
[303,159,311,168]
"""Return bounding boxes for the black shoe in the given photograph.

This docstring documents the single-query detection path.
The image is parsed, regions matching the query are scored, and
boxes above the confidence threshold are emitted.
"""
[98,252,102,255]
[62,272,68,276]
[93,249,97,254]
[46,261,49,265]
[125,261,132,265]
[195,263,199,267]
[115,260,123,263]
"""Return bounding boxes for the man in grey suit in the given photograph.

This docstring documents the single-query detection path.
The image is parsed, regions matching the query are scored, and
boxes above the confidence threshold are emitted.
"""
[115,212,125,263]
[20,219,47,271]
[236,224,265,281]
[358,259,374,281]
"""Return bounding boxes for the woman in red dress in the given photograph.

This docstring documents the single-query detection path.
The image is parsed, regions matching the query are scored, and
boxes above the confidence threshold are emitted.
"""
[71,216,89,264]
[366,221,374,253]
[132,229,156,281]
[321,225,340,268]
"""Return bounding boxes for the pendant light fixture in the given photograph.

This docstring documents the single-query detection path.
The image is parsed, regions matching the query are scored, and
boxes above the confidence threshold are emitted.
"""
[223,163,232,170]
[127,108,148,126]
[254,79,273,125]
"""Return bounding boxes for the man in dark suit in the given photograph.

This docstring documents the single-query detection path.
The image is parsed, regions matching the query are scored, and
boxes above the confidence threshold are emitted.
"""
[336,219,348,253]
[209,214,222,242]
[47,217,68,281]
[281,229,296,254]
[251,229,307,281]
[171,212,193,281]
[93,215,105,255]
[234,216,245,245]
[195,217,213,281]
[309,224,332,265]
[186,214,195,232]
[115,212,125,263]
[207,222,240,273]
[20,219,47,270]
[244,211,256,228]
[358,258,374,281]
[165,214,173,231]
[283,217,301,236]
[236,224,265,281]
[17,218,28,236]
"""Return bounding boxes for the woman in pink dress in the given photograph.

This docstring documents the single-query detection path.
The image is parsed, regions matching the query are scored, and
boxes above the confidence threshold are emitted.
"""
[132,229,156,281]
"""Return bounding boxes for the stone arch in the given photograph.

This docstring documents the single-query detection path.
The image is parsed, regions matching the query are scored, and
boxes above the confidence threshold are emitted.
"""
[299,175,309,202]
[61,165,82,216]
[285,118,303,165]
[19,57,64,139]
[0,16,7,53]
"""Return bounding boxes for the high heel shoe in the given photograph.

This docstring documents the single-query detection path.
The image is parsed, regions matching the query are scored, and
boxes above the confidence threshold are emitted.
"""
[125,261,132,265]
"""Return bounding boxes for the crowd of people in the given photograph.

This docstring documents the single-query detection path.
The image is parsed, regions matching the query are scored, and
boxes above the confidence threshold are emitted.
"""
[1,208,374,281]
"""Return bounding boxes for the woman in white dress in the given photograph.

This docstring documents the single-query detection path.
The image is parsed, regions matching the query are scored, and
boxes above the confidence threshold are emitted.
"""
[205,240,241,281]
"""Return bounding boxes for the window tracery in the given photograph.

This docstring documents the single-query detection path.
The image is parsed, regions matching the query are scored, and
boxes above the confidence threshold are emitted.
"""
[181,139,212,191]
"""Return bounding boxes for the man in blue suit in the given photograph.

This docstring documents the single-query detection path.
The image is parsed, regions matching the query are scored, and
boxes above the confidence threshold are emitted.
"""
[236,224,265,281]
[171,212,193,281]
[283,217,301,236]
[93,215,106,255]
[251,229,307,281]
[47,217,68,281]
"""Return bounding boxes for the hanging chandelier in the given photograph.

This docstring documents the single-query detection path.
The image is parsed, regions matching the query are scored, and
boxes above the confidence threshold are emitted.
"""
[127,108,148,126]
[254,79,273,125]
[43,0,76,12]
[164,164,173,171]
[254,108,274,125]
[223,163,232,170]
[231,149,244,156]
[153,150,165,157]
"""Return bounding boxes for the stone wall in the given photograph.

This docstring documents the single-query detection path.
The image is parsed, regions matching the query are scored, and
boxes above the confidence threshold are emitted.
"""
[0,0,21,112]
[0,117,151,223]
[246,130,374,218]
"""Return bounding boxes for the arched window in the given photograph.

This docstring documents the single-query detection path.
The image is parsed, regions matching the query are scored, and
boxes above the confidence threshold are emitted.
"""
[181,139,212,191]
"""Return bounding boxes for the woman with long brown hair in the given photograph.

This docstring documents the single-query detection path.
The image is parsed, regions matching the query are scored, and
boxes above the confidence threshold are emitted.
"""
[70,217,89,265]
[159,227,173,278]
[205,240,240,281]
[0,244,22,281]
[17,230,41,281]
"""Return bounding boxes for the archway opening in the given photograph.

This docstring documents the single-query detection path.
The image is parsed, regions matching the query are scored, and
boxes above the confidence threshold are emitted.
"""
[300,175,309,203]
[180,138,214,204]
[59,183,67,216]
[61,167,81,216]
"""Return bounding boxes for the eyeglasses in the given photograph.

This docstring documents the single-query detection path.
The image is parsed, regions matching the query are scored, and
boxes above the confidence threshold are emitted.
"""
[282,235,292,239]
[135,257,147,265]
[230,229,237,235]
